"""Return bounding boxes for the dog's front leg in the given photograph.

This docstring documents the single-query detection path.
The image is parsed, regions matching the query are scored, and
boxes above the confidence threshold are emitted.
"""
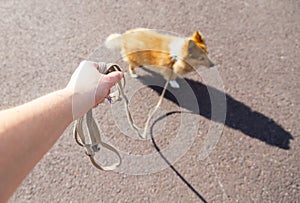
[162,68,179,88]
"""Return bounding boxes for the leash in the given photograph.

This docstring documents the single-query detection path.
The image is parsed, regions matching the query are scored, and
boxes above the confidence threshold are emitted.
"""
[119,71,171,139]
[73,62,124,170]
[73,62,173,170]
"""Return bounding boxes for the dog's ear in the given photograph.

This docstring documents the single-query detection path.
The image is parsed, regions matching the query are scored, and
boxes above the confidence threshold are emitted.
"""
[188,40,205,54]
[188,40,197,51]
[192,31,205,44]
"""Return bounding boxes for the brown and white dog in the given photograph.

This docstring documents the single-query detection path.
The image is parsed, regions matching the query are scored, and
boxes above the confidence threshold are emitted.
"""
[105,28,214,88]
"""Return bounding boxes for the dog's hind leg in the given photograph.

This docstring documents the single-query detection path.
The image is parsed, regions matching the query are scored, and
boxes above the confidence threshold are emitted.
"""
[129,64,139,78]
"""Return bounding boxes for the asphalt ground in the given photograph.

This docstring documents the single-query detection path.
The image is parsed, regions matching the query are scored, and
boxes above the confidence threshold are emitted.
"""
[0,0,299,202]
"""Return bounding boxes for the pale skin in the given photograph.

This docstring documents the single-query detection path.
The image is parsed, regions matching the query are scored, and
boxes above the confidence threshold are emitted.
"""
[0,70,123,202]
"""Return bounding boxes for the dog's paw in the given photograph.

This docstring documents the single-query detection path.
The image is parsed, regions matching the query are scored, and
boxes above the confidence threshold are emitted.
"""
[130,73,139,78]
[169,80,180,88]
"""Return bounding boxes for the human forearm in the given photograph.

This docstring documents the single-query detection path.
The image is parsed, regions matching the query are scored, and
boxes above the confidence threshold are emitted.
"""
[0,88,73,202]
[0,61,123,202]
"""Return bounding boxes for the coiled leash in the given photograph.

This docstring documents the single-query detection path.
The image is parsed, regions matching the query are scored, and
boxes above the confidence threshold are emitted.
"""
[73,62,125,170]
[73,62,172,170]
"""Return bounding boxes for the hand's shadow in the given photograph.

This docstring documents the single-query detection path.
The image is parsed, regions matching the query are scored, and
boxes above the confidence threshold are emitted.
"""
[138,68,293,150]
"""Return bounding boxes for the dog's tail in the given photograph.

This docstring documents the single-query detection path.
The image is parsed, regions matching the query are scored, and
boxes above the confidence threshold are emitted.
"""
[105,33,122,51]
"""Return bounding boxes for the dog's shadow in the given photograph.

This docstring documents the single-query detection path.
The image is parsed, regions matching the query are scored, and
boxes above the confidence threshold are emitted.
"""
[137,68,293,150]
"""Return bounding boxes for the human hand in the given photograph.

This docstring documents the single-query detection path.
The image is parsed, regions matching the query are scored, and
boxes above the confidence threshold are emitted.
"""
[67,60,123,120]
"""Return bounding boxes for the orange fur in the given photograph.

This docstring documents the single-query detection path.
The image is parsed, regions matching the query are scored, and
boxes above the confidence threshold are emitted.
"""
[105,28,214,82]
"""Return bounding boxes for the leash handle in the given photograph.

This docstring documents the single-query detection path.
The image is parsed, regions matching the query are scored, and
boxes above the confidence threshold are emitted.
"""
[74,110,122,170]
[73,62,172,170]
[73,62,124,171]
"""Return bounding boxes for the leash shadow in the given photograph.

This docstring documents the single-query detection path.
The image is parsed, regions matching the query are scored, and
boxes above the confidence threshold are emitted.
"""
[150,111,208,203]
[138,68,293,150]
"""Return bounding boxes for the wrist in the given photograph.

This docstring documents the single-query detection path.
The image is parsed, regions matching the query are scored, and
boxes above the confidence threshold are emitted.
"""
[57,88,74,123]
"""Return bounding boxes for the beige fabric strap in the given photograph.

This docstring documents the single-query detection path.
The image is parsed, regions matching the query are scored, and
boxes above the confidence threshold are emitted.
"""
[74,110,122,170]
[73,62,124,170]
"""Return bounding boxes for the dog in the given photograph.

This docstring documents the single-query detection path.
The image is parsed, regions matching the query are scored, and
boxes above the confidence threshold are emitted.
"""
[105,28,214,88]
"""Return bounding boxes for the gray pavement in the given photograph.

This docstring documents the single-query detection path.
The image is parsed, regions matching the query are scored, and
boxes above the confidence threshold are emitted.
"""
[0,0,299,202]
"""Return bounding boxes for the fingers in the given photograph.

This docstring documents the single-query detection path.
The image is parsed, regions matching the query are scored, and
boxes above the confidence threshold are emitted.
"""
[102,71,123,89]
[95,71,123,105]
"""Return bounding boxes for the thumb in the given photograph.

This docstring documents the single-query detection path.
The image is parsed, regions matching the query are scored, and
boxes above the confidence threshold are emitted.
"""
[95,71,123,104]
[102,71,123,89]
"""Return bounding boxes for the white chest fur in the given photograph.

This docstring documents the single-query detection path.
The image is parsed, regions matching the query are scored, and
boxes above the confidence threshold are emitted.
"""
[169,38,185,61]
